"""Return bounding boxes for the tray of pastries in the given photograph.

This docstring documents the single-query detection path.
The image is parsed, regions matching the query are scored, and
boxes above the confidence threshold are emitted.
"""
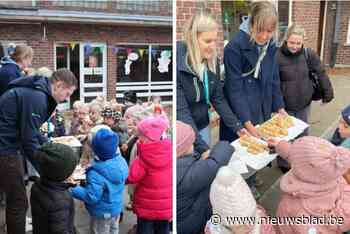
[52,136,82,147]
[232,135,277,170]
[257,115,308,141]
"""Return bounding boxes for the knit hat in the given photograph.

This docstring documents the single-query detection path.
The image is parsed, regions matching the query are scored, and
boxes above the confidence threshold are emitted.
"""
[342,105,350,126]
[277,136,350,184]
[210,166,257,231]
[137,116,168,141]
[101,106,121,121]
[35,143,78,182]
[176,121,195,158]
[91,128,119,161]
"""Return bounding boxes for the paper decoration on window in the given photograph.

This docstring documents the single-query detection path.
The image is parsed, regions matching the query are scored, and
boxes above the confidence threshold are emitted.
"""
[70,42,76,50]
[124,52,139,75]
[139,49,145,58]
[84,44,93,56]
[113,46,119,54]
[126,48,133,55]
[157,50,171,73]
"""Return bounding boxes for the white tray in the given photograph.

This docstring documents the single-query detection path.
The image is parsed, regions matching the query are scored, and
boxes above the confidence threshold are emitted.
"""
[231,137,277,170]
[51,136,82,147]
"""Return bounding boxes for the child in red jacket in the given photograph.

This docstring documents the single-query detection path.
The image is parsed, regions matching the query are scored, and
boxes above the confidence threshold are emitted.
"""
[127,116,172,234]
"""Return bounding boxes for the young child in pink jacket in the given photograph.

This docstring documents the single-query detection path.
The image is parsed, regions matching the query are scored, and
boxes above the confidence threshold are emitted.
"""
[207,166,276,234]
[270,136,350,234]
[127,116,172,234]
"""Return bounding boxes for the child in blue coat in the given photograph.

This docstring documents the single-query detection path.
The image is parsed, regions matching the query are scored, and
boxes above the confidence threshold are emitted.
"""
[71,128,129,234]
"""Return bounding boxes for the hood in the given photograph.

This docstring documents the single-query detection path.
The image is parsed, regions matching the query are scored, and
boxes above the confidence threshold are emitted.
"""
[138,138,172,169]
[8,75,52,96]
[176,153,198,186]
[0,56,19,67]
[91,156,128,184]
[177,41,196,76]
[239,16,251,35]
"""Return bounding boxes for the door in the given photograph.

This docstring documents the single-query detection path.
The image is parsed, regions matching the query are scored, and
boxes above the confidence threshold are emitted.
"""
[80,43,107,103]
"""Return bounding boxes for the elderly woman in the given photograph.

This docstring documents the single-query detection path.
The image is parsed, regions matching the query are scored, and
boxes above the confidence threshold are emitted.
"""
[177,11,247,157]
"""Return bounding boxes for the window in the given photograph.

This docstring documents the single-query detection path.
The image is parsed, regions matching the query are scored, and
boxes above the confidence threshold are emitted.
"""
[347,18,350,45]
[116,44,172,83]
[0,41,27,58]
[116,45,149,83]
[51,0,107,9]
[115,0,160,12]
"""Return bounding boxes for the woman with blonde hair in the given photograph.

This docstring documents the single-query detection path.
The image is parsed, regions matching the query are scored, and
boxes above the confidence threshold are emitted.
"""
[276,23,333,173]
[0,44,34,96]
[221,1,288,198]
[177,10,247,157]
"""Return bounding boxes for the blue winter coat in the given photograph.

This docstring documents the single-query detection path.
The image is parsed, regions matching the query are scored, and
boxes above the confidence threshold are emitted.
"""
[0,56,23,96]
[176,141,234,234]
[0,76,56,168]
[220,17,284,142]
[177,41,242,154]
[71,155,129,218]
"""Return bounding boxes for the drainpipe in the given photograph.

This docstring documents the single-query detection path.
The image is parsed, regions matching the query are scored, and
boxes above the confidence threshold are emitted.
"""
[330,0,341,67]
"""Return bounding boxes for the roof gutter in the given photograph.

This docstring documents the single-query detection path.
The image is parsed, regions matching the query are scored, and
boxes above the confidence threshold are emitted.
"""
[0,9,172,27]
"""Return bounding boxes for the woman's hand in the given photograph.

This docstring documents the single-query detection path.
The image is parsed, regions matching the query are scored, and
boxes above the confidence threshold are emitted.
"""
[236,128,250,137]
[201,150,210,160]
[244,121,261,138]
[278,108,289,117]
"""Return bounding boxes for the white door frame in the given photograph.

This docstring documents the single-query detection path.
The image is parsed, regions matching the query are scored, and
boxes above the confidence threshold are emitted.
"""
[79,42,107,103]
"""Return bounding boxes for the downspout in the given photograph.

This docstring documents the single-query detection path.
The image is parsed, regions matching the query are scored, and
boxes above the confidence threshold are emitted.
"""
[320,1,327,61]
[330,0,341,67]
[288,0,293,26]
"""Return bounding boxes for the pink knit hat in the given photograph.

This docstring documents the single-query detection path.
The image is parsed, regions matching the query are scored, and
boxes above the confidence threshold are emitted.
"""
[176,121,195,158]
[276,136,350,184]
[137,116,168,141]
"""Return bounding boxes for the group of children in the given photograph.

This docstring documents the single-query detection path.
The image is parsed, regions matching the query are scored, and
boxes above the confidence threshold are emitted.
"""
[176,102,350,234]
[30,92,172,234]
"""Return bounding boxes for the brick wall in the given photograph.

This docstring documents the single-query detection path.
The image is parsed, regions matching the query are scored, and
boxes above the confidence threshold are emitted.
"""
[176,0,225,59]
[317,1,350,66]
[0,22,171,100]
[292,1,321,51]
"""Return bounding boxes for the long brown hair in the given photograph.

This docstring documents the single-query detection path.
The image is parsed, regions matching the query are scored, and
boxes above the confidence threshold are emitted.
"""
[11,45,33,63]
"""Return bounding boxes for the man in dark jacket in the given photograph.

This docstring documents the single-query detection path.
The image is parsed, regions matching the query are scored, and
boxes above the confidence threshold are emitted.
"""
[176,121,233,234]
[0,68,77,234]
[30,143,78,234]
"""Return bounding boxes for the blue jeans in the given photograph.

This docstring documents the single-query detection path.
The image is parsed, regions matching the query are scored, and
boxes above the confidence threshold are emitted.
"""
[90,215,119,234]
[136,218,170,234]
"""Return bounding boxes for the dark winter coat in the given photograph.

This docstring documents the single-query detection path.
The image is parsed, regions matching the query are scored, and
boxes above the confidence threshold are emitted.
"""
[0,76,56,169]
[276,42,334,111]
[0,56,23,96]
[176,141,234,234]
[177,41,242,154]
[221,18,284,142]
[30,179,76,234]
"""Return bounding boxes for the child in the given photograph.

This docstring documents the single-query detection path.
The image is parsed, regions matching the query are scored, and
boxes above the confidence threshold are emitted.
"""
[127,116,172,234]
[176,121,233,234]
[207,166,275,234]
[269,136,350,233]
[71,128,128,234]
[30,142,79,234]
[89,101,103,126]
[331,105,350,147]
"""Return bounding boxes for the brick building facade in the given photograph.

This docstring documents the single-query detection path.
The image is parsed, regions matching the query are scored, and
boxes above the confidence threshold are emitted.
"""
[177,0,350,67]
[0,0,173,109]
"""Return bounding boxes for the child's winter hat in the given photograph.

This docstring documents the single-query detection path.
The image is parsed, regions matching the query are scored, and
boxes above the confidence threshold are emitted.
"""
[137,116,168,141]
[210,166,257,231]
[276,136,350,185]
[35,143,78,182]
[91,128,119,161]
[176,121,195,157]
[342,105,350,126]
